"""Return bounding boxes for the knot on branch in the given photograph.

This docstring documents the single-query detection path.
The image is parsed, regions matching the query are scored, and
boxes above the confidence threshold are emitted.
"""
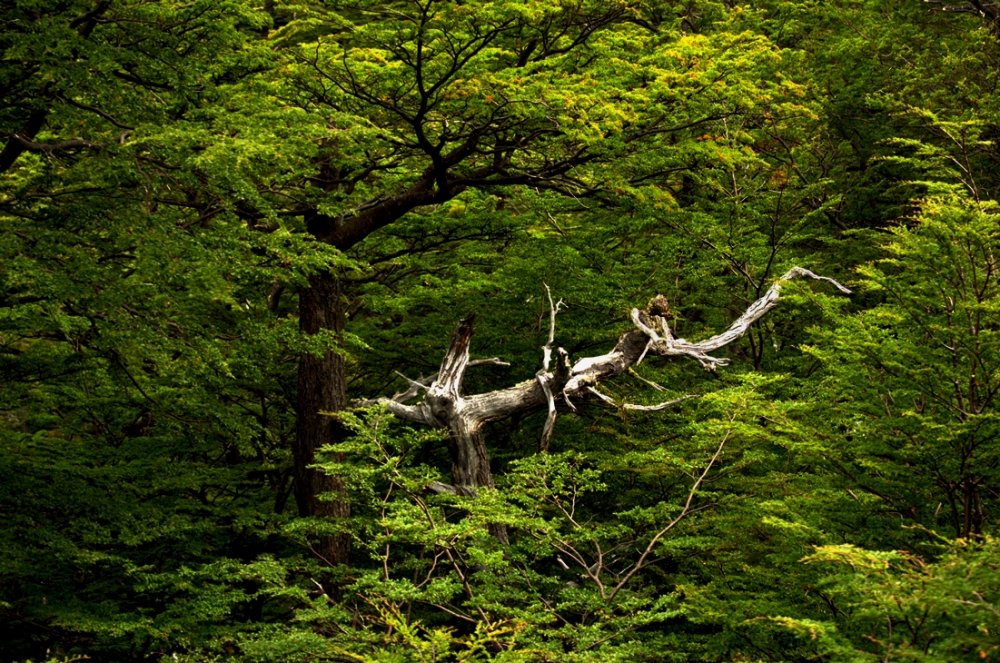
[647,294,671,318]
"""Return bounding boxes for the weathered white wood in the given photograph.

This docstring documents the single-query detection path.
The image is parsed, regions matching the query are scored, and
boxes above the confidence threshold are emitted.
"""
[363,267,849,535]
[537,287,568,451]
[586,386,696,412]
[359,358,511,407]
[380,400,438,426]
[541,284,565,372]
[623,395,698,412]
[629,367,668,392]
[586,386,616,406]
[427,480,461,495]
[536,372,557,451]
[647,267,851,368]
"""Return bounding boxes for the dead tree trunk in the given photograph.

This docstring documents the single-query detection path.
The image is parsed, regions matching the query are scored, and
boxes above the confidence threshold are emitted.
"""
[295,269,351,567]
[419,314,524,543]
[369,268,850,543]
[426,315,495,490]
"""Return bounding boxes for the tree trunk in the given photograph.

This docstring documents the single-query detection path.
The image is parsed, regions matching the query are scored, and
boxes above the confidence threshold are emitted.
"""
[419,315,509,542]
[447,421,495,492]
[447,419,509,544]
[294,269,351,567]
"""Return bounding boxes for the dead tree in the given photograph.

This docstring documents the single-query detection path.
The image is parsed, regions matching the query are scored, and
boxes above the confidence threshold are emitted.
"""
[366,268,849,541]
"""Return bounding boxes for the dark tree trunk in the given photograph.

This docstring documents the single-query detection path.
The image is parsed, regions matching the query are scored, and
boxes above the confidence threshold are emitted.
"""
[294,269,351,567]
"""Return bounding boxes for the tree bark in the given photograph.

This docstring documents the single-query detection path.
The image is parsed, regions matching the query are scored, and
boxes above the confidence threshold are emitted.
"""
[295,269,351,567]
[447,422,508,544]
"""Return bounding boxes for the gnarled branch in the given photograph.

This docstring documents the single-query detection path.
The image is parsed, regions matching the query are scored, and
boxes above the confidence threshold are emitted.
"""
[12,135,105,154]
[364,267,849,504]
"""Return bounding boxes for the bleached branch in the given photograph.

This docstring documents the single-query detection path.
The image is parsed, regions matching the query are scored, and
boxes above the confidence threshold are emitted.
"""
[623,395,698,412]
[586,386,616,406]
[640,267,850,369]
[586,387,696,412]
[536,285,568,451]
[363,267,847,517]
[541,283,565,371]
[536,373,558,451]
[628,367,667,392]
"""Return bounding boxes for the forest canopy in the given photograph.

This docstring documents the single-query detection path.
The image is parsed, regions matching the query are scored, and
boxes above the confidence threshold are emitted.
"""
[4,0,1000,661]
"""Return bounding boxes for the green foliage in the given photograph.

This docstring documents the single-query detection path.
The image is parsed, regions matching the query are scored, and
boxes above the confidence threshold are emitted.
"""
[7,0,1000,661]
[805,536,1000,662]
[806,191,1000,540]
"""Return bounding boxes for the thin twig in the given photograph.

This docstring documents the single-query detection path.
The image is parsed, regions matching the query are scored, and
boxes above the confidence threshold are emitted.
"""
[609,430,730,600]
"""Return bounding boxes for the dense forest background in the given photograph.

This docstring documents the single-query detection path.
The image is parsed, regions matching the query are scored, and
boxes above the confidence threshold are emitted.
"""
[4,0,1000,661]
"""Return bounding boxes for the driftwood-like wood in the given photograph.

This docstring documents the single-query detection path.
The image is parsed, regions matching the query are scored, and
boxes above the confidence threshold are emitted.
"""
[370,268,850,531]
